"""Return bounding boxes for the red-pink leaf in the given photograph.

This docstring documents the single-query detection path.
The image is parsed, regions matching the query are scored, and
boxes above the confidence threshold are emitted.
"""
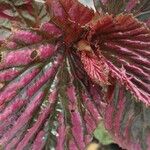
[0,10,102,149]
[32,131,45,150]
[47,0,94,25]
[55,113,66,150]
[88,14,150,105]
[0,66,40,105]
[0,44,57,69]
[125,0,139,12]
[104,83,150,150]
[93,0,150,18]
[0,0,150,149]
[46,0,94,43]
[78,40,109,86]
[41,22,62,38]
[11,30,42,44]
[0,68,23,82]
[15,90,58,150]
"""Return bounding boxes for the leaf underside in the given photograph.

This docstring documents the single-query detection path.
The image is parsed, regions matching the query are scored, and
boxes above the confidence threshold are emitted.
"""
[0,0,150,150]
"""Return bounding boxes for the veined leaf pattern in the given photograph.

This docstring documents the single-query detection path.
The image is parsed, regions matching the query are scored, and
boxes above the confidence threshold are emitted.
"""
[0,0,149,149]
[0,0,102,149]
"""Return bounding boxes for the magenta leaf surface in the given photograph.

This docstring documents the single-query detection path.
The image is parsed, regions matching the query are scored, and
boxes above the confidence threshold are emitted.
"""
[0,0,102,149]
[90,1,150,149]
[0,27,102,149]
[0,0,150,149]
[104,83,150,150]
[88,14,150,105]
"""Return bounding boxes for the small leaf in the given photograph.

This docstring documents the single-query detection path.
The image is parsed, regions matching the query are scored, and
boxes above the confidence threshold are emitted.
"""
[94,121,114,145]
[77,40,109,86]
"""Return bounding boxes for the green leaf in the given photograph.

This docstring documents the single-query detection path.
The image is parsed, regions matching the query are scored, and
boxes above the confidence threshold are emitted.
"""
[94,121,114,145]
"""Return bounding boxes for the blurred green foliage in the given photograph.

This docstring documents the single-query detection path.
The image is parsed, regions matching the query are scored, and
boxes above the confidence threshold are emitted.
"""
[94,121,114,145]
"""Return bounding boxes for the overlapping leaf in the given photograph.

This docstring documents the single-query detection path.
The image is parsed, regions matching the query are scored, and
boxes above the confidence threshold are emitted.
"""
[0,0,150,149]
[93,0,150,15]
[0,0,50,44]
[47,0,94,43]
[88,14,150,105]
[93,0,150,27]
[0,36,103,149]
[86,2,150,149]
[0,0,103,149]
[104,83,150,150]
